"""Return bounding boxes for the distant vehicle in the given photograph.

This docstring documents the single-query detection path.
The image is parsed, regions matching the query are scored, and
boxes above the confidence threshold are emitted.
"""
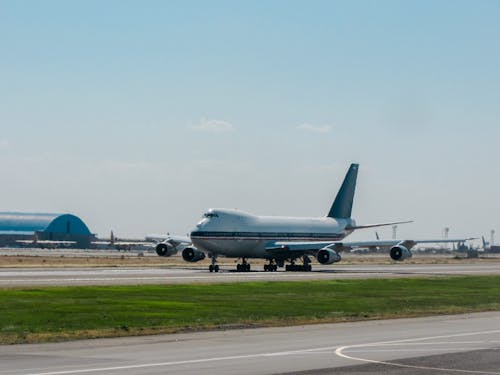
[170,164,469,272]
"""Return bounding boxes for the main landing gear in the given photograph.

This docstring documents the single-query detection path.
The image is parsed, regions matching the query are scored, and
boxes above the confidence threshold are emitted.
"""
[264,261,277,272]
[236,258,251,272]
[285,256,312,272]
[208,255,220,273]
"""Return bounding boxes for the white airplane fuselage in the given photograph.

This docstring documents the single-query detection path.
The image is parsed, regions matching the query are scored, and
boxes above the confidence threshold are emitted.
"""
[190,208,356,258]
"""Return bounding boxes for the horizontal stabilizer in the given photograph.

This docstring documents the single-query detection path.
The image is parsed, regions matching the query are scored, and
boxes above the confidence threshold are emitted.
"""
[346,220,413,230]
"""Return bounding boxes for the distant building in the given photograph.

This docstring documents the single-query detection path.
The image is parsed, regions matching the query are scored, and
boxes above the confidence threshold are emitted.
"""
[0,212,96,248]
[489,245,500,253]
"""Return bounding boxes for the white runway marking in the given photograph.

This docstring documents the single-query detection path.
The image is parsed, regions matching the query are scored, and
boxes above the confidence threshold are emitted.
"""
[335,329,500,374]
[21,329,500,375]
[23,346,339,375]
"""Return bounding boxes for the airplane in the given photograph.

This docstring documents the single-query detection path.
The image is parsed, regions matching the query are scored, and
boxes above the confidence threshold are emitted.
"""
[16,233,76,249]
[92,231,161,251]
[157,163,473,272]
[93,233,189,255]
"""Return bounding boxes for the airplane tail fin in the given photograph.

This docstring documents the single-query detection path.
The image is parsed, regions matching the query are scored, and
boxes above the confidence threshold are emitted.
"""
[482,236,488,248]
[327,163,359,219]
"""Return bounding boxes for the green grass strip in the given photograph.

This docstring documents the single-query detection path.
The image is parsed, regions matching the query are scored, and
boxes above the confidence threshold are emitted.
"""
[1,276,500,344]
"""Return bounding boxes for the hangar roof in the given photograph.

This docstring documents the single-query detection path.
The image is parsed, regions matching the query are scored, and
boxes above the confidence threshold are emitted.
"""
[0,212,92,236]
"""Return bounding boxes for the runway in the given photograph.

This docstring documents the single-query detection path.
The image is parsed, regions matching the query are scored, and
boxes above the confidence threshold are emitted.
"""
[1,311,500,374]
[1,263,500,287]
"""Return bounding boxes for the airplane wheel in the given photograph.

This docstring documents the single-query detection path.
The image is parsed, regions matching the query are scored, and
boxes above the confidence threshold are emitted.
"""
[306,265,312,272]
[209,265,214,272]
[273,264,278,272]
[214,265,220,272]
[246,264,251,272]
[236,264,242,272]
[264,264,269,272]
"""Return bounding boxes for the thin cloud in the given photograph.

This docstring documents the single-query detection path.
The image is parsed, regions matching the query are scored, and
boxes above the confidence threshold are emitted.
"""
[191,118,234,133]
[0,139,9,149]
[297,123,332,133]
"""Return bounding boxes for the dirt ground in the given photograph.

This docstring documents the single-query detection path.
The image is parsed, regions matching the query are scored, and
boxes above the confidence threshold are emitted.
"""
[0,255,185,268]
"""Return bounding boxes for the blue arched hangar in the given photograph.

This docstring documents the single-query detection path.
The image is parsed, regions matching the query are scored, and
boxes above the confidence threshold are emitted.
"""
[0,212,96,248]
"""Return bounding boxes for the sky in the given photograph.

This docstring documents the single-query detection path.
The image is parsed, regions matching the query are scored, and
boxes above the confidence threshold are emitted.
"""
[1,0,499,242]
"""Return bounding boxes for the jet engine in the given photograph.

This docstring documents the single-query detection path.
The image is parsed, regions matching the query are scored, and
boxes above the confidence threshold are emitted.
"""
[182,247,206,262]
[316,248,341,265]
[155,242,177,257]
[389,245,412,261]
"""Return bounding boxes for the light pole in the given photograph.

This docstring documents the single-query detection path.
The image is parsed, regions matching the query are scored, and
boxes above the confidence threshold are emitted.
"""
[443,227,450,250]
[392,225,398,240]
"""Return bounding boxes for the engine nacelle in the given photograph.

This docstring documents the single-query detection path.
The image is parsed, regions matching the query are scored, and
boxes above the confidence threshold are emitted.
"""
[316,248,341,265]
[182,247,206,262]
[390,245,412,261]
[155,242,177,257]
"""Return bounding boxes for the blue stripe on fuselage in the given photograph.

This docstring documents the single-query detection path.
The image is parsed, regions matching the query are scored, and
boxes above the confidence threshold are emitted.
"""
[190,231,344,240]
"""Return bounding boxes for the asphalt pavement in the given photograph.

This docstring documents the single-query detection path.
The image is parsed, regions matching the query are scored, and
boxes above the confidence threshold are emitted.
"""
[1,311,500,374]
[1,263,499,286]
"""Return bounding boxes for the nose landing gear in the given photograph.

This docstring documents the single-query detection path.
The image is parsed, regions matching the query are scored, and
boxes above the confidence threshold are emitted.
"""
[208,255,220,272]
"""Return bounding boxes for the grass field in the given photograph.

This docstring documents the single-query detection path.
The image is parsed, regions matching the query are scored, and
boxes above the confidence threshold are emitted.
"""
[1,276,500,344]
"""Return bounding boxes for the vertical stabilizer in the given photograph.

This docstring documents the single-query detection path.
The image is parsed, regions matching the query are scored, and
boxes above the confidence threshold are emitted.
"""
[327,163,359,218]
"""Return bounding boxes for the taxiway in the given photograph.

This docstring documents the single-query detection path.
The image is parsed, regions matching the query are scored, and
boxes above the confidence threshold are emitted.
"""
[1,311,500,374]
[1,263,499,287]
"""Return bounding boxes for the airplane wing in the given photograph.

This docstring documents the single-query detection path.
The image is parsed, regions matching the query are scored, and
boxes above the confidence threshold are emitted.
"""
[113,241,155,246]
[163,235,191,246]
[145,234,169,242]
[331,238,475,251]
[266,238,475,253]
[264,236,475,266]
[145,234,190,244]
[155,235,192,257]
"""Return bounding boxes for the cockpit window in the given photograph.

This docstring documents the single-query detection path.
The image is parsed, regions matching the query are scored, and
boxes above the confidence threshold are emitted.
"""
[203,213,219,218]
